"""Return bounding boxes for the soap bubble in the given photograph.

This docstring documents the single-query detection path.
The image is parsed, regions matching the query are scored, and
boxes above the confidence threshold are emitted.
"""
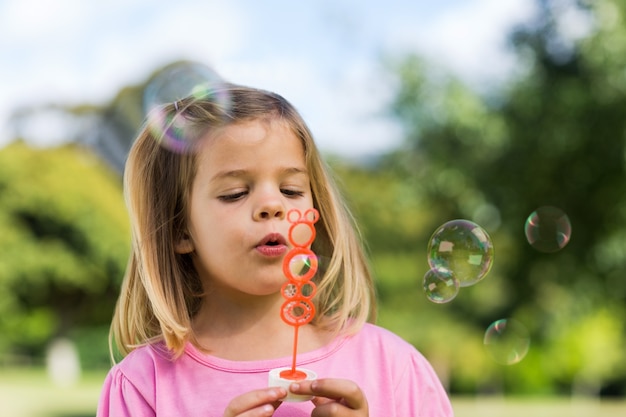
[484,318,530,365]
[286,251,318,281]
[143,61,229,114]
[423,267,460,304]
[525,206,571,253]
[427,219,494,287]
[142,61,231,153]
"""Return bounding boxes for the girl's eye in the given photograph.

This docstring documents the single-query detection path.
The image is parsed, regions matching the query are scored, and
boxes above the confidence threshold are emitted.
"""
[281,189,305,197]
[218,191,247,202]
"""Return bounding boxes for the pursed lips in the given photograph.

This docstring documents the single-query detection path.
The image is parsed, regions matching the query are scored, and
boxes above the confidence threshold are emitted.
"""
[255,233,288,257]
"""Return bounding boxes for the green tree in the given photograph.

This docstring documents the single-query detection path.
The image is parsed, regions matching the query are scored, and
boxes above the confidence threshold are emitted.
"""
[0,142,128,362]
[381,0,626,394]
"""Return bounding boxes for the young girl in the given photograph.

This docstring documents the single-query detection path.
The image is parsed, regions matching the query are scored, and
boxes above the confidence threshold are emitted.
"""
[97,82,453,416]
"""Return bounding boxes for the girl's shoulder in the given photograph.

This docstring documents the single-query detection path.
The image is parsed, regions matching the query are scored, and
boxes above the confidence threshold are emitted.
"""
[112,342,174,379]
[354,322,419,350]
[339,322,427,364]
[99,343,173,412]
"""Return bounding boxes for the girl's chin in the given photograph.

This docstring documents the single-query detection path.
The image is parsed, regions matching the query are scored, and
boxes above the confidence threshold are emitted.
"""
[240,281,284,298]
[257,286,286,298]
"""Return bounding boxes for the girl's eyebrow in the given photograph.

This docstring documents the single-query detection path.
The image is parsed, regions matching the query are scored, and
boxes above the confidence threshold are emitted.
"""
[210,167,308,183]
[280,167,309,176]
[210,169,248,182]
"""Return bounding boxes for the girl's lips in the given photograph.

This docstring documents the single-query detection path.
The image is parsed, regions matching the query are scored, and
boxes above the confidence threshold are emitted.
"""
[255,233,288,257]
[255,244,288,257]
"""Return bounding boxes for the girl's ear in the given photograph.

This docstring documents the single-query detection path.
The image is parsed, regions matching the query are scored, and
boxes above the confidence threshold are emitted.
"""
[175,233,194,254]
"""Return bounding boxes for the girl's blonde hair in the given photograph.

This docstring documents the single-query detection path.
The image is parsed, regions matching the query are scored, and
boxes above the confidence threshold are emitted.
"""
[111,83,376,359]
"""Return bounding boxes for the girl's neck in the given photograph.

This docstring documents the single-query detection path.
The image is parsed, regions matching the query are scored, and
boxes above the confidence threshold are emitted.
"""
[191,292,331,361]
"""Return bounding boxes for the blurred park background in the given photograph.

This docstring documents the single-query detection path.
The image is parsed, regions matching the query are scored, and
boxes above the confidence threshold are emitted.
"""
[1,0,626,415]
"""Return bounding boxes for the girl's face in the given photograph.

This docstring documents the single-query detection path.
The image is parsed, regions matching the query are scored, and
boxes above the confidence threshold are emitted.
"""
[178,118,314,300]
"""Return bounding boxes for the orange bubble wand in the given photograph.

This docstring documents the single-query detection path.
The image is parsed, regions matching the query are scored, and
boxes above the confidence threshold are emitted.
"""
[279,208,319,380]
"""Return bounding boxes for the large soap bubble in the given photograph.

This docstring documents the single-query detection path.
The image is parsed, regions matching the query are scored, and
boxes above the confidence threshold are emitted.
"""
[143,61,229,114]
[142,61,231,153]
[427,219,494,288]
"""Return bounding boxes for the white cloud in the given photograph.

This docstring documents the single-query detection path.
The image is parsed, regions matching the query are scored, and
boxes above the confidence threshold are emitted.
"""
[0,0,536,156]
[0,0,90,41]
[0,0,248,147]
[309,61,403,157]
[217,51,401,157]
[387,0,537,88]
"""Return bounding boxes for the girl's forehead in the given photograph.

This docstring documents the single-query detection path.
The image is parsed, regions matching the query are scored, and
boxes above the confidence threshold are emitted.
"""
[195,118,306,174]
[202,118,294,147]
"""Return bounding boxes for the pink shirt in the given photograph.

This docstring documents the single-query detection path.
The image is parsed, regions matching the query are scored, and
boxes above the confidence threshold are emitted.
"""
[97,323,453,416]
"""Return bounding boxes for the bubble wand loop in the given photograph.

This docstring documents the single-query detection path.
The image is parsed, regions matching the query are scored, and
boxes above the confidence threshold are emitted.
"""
[279,208,319,380]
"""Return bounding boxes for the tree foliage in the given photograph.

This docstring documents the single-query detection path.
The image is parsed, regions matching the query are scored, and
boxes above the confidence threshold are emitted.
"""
[0,142,128,359]
[1,0,625,396]
[368,0,626,395]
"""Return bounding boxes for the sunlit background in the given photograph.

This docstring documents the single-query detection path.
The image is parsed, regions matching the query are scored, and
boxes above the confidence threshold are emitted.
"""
[0,0,537,157]
[1,0,625,416]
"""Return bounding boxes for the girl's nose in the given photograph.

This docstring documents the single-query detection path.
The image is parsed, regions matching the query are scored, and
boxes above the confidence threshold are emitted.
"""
[253,196,285,221]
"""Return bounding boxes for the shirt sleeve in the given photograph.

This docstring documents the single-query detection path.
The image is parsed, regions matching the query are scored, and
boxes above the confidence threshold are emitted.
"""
[96,367,156,417]
[394,350,454,417]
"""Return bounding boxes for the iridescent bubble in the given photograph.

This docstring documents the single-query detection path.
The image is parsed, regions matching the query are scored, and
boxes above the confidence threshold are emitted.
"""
[423,267,460,304]
[145,109,194,153]
[142,61,231,153]
[427,219,494,287]
[287,252,317,280]
[483,318,530,365]
[525,206,572,253]
[143,61,229,114]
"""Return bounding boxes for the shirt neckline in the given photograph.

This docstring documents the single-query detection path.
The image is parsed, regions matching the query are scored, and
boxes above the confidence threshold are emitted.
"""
[183,329,351,373]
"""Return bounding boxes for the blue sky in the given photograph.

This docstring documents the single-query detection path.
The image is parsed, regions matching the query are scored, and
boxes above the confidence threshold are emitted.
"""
[0,0,537,157]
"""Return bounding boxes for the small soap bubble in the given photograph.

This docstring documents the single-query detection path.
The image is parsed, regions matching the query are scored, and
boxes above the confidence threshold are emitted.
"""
[423,267,460,304]
[142,61,231,153]
[525,206,571,253]
[427,219,494,287]
[483,318,530,365]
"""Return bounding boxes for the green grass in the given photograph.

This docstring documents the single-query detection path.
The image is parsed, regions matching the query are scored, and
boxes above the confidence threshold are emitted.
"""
[0,368,104,417]
[1,367,624,417]
[452,396,626,417]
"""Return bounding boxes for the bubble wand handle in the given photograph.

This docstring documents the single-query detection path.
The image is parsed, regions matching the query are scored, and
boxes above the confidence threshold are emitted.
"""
[279,208,319,380]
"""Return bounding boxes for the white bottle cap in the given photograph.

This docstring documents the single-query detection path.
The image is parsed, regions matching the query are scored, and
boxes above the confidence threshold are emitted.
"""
[268,367,318,402]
